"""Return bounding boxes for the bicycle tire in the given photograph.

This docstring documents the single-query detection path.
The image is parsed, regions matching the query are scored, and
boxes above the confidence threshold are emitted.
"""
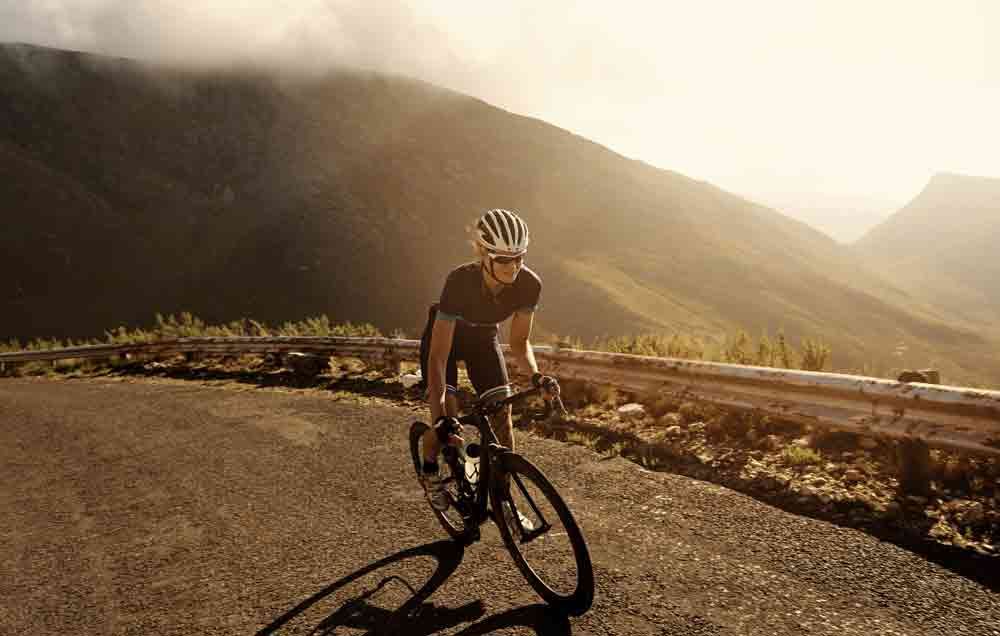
[409,421,476,542]
[490,452,594,615]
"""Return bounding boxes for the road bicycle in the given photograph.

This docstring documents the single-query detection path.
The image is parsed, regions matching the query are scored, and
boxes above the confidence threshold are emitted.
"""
[408,384,595,615]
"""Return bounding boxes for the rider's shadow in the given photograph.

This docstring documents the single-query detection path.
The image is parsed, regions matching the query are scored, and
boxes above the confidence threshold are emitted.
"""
[256,540,571,636]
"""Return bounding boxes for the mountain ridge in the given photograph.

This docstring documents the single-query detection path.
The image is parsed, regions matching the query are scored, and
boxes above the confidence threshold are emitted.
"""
[853,171,1000,332]
[2,43,996,384]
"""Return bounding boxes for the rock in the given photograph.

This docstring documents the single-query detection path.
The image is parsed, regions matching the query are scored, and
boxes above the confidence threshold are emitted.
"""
[688,421,706,433]
[618,403,646,419]
[283,352,329,377]
[746,429,759,443]
[884,502,902,518]
[659,412,682,427]
[791,436,811,448]
[919,369,941,384]
[705,418,726,439]
[844,469,865,483]
[906,495,928,507]
[760,434,783,452]
[897,370,929,383]
[952,500,986,526]
[663,425,683,438]
[859,437,879,450]
[677,402,701,423]
[928,519,954,540]
[400,372,422,388]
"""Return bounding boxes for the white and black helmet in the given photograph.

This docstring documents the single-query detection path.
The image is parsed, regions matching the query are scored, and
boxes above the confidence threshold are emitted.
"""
[475,208,530,255]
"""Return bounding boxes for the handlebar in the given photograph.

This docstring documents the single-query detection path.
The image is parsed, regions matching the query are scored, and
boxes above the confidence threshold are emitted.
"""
[472,384,567,418]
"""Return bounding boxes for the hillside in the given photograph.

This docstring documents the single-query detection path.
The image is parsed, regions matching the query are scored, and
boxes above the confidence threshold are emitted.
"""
[2,43,995,384]
[854,172,1000,328]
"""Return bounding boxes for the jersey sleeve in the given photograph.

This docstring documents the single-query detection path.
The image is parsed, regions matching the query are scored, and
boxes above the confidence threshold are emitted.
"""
[436,269,463,321]
[514,269,542,314]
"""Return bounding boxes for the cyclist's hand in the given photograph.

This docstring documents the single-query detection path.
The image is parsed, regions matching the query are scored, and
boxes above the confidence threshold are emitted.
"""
[434,415,465,447]
[531,373,560,401]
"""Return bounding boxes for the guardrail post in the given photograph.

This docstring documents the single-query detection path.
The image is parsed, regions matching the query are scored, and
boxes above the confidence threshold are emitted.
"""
[383,347,402,375]
[896,437,932,496]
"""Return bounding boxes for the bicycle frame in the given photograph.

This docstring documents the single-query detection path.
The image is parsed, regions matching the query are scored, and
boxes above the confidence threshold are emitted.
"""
[412,383,594,613]
[443,385,559,532]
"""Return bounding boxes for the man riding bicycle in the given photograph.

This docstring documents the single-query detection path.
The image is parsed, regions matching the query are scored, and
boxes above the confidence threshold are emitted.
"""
[418,208,560,518]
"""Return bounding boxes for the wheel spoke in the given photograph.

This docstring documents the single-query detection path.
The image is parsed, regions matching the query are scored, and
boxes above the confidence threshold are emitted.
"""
[491,454,594,614]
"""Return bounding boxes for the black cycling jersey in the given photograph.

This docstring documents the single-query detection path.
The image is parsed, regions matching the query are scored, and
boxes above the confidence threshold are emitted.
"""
[419,262,542,397]
[438,262,541,327]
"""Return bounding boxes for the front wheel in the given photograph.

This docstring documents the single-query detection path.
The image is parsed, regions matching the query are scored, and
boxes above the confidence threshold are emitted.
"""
[409,421,476,542]
[490,452,594,615]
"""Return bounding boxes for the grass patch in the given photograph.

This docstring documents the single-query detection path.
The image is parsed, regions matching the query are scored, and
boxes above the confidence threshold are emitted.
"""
[1,312,383,355]
[781,445,823,466]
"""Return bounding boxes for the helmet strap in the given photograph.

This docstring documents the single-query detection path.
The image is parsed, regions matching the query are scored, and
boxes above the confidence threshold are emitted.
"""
[482,261,514,289]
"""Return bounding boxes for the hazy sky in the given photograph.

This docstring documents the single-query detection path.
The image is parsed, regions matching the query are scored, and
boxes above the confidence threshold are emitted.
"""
[3,1,997,240]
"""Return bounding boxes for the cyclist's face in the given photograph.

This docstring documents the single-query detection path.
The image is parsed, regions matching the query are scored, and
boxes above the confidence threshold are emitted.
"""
[484,250,524,283]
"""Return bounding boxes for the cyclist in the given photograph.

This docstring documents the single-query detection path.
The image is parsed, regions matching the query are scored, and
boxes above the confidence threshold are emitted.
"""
[418,208,560,518]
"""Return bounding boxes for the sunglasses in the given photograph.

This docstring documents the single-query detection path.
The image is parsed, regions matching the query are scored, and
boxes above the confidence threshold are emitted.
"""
[487,251,525,265]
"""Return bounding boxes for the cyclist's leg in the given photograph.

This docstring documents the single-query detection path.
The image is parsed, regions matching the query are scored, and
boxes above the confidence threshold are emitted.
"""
[419,318,461,465]
[465,337,514,452]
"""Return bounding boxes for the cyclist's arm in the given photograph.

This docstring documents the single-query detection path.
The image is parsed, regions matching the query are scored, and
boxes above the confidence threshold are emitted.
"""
[427,317,456,423]
[509,310,540,377]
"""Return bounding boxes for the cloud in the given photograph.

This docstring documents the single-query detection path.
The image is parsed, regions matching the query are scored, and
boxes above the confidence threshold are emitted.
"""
[2,0,997,214]
[1,1,461,76]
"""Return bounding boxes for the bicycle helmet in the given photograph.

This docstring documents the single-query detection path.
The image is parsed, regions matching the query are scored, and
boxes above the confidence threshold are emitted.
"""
[475,208,530,255]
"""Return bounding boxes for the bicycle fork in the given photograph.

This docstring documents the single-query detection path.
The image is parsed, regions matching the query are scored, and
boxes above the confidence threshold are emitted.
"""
[490,445,552,543]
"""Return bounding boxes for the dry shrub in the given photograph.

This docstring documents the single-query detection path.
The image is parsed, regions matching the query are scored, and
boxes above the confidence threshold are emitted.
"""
[812,430,862,454]
[640,392,679,419]
[781,445,823,466]
[931,453,974,490]
[677,401,720,425]
[715,412,751,439]
[677,402,703,424]
[754,415,804,437]
[559,379,617,409]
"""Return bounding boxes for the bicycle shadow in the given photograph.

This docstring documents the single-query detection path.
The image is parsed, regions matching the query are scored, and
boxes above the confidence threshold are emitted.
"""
[256,540,572,636]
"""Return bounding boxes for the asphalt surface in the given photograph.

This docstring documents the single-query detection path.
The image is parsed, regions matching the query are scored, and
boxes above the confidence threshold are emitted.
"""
[2,376,998,635]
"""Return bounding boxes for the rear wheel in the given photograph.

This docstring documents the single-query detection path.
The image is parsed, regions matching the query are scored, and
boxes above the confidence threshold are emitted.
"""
[490,452,594,615]
[409,421,477,542]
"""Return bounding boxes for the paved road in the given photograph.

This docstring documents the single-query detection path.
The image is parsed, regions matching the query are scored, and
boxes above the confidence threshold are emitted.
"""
[2,376,998,635]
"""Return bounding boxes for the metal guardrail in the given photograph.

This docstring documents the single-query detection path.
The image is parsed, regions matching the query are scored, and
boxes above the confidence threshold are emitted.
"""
[2,336,1000,460]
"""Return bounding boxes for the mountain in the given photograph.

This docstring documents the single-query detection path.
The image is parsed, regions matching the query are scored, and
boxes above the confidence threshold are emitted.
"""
[1,43,995,384]
[854,172,1000,328]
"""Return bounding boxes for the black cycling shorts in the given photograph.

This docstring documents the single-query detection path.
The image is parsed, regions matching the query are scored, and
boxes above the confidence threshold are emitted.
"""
[419,304,509,398]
